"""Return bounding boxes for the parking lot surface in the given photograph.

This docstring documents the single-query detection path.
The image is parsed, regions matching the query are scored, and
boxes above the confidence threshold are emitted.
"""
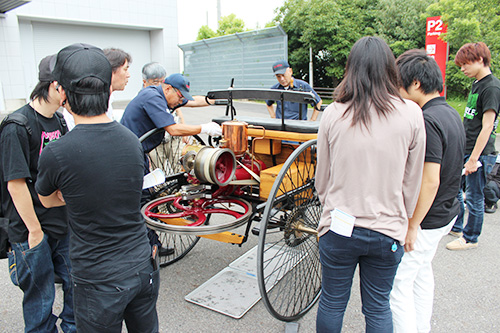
[1,102,499,332]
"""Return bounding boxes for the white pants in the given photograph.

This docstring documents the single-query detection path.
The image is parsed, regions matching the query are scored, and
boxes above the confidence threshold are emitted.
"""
[390,217,456,333]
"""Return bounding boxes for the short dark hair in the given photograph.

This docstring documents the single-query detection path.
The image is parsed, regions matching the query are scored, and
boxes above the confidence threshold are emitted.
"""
[334,36,402,129]
[103,48,132,72]
[454,42,491,67]
[65,77,110,116]
[30,81,51,103]
[396,49,443,94]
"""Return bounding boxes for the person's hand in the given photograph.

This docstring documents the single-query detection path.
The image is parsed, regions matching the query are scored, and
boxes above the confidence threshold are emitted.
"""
[464,158,479,175]
[200,122,222,136]
[28,229,44,249]
[404,225,418,252]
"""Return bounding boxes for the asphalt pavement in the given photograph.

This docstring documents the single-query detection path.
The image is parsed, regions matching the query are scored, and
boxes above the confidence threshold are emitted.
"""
[0,102,499,332]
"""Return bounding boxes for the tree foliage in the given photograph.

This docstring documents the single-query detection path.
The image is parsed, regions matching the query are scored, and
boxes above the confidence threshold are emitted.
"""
[197,25,216,40]
[196,14,246,41]
[375,0,436,58]
[273,0,435,87]
[217,14,246,36]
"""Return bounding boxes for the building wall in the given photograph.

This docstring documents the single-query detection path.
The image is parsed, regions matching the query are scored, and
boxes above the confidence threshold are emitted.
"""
[0,0,179,112]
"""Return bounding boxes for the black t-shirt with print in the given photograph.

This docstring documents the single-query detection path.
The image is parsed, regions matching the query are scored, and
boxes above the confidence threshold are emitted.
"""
[0,104,68,243]
[463,74,500,155]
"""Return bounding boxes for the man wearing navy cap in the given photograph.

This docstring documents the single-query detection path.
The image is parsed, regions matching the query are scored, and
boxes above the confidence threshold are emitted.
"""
[266,60,323,121]
[121,73,222,154]
[36,43,159,332]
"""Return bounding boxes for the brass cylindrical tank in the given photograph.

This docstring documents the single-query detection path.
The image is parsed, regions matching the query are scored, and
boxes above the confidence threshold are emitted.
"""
[221,121,248,156]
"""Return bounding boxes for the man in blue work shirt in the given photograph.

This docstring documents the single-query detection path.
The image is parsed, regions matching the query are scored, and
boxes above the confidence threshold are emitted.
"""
[266,60,322,121]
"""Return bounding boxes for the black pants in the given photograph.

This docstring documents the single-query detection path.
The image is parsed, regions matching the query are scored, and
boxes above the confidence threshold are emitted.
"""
[484,180,500,205]
[73,260,160,332]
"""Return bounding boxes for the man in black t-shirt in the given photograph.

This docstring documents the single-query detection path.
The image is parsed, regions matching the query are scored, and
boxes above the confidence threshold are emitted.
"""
[0,56,75,332]
[390,50,466,332]
[35,43,159,332]
[446,42,500,250]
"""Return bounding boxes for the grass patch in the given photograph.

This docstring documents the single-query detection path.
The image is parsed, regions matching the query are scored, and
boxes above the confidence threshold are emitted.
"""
[447,97,466,118]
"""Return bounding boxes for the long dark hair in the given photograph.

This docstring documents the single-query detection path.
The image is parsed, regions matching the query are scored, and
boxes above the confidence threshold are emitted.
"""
[334,36,402,128]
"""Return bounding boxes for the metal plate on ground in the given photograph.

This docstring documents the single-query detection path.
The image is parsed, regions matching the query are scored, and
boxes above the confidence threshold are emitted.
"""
[185,267,260,319]
[185,245,309,319]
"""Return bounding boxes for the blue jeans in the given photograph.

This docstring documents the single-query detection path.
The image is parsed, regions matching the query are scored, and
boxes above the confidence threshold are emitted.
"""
[8,234,75,333]
[73,259,159,332]
[317,228,404,333]
[452,154,497,243]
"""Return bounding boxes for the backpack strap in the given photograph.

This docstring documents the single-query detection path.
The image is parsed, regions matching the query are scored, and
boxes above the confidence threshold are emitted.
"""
[54,111,68,135]
[0,113,32,136]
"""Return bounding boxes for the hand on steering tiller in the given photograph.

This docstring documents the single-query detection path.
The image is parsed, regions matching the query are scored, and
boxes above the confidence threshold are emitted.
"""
[200,122,222,137]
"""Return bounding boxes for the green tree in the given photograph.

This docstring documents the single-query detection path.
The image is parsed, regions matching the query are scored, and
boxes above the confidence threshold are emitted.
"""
[216,14,246,36]
[273,0,435,87]
[197,25,216,40]
[374,0,437,58]
[196,14,246,41]
[273,0,379,87]
[425,0,500,97]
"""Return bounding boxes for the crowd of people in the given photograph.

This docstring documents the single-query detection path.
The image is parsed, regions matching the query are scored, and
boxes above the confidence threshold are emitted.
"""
[0,36,498,332]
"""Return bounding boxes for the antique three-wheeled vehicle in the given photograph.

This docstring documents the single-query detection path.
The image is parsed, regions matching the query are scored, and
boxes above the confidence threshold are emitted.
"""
[139,88,323,321]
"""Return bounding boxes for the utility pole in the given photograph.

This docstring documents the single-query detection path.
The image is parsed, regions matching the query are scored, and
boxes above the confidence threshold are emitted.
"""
[309,46,313,87]
[217,0,221,28]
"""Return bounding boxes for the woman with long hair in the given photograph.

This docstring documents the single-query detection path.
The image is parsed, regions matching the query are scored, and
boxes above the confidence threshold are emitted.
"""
[315,36,426,332]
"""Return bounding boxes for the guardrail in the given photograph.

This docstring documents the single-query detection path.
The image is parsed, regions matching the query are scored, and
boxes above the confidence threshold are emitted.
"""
[313,87,335,100]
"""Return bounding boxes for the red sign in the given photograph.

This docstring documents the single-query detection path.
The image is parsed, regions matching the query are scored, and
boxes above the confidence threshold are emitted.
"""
[426,16,449,97]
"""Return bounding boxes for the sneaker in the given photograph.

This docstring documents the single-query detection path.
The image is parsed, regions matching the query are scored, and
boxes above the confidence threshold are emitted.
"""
[449,230,463,238]
[446,237,478,251]
[485,203,498,214]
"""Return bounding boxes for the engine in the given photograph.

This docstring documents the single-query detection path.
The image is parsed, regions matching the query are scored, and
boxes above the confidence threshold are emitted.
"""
[180,120,266,187]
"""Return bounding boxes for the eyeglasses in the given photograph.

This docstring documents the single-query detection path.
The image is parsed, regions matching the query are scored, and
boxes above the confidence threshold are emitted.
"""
[173,88,184,100]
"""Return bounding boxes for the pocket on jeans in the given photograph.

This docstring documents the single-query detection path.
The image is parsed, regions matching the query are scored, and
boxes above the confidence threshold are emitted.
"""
[7,251,19,286]
[150,268,160,300]
[379,237,404,265]
[75,283,128,329]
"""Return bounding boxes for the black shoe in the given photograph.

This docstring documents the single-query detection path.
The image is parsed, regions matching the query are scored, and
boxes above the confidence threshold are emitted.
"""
[159,246,175,256]
[54,274,63,284]
[485,203,498,214]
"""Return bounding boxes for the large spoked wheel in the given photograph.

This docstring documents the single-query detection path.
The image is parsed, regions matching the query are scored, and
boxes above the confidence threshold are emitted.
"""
[142,195,252,235]
[257,139,322,321]
[140,128,205,266]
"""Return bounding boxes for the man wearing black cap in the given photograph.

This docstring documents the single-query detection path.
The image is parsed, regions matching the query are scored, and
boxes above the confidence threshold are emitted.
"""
[35,43,159,332]
[266,60,323,121]
[0,56,74,332]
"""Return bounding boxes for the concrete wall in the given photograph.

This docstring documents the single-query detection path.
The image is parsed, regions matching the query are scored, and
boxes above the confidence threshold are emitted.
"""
[0,0,179,113]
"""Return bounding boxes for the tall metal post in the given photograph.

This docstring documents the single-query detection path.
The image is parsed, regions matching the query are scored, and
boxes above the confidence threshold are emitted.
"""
[309,46,313,87]
[217,0,221,27]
